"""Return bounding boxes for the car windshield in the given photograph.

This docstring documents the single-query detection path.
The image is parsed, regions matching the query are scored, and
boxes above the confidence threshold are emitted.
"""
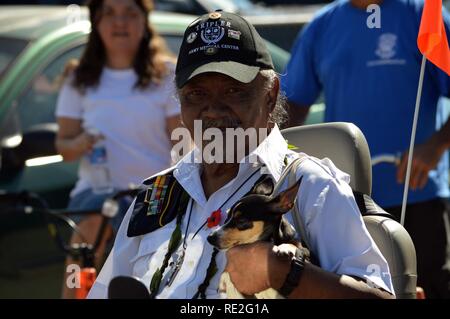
[0,33,184,144]
[208,0,254,11]
[0,37,28,80]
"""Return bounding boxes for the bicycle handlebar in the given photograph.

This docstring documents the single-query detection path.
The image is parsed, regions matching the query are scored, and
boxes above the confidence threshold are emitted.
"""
[1,188,140,265]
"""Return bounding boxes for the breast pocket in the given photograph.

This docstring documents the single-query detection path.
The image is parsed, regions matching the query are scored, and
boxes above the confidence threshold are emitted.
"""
[130,222,176,279]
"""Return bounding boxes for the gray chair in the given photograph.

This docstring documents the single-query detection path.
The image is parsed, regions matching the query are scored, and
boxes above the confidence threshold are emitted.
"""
[281,122,417,299]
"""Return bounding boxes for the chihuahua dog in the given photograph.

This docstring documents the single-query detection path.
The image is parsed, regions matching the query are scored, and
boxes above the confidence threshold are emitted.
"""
[207,176,309,299]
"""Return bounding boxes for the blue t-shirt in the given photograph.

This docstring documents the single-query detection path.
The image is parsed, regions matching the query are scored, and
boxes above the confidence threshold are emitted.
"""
[282,0,450,207]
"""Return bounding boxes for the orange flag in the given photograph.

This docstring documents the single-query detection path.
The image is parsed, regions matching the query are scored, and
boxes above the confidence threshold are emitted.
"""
[417,0,450,76]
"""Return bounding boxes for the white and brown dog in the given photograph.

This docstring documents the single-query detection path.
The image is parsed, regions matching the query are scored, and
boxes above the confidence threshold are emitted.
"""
[207,176,309,298]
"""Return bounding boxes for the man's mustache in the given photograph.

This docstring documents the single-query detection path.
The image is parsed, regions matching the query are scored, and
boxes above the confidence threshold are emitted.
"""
[202,118,241,130]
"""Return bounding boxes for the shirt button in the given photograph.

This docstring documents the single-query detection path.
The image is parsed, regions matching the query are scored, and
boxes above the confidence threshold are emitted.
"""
[188,260,195,268]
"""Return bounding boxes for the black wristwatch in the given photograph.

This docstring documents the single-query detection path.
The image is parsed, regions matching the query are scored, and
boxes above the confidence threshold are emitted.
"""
[278,247,306,297]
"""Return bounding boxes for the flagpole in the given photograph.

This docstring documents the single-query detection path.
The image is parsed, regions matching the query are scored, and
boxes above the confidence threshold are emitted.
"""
[400,55,427,226]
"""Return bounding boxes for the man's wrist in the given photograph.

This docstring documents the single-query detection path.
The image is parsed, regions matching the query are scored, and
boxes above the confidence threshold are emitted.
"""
[278,248,306,297]
[267,248,291,290]
[437,131,450,151]
[429,129,450,152]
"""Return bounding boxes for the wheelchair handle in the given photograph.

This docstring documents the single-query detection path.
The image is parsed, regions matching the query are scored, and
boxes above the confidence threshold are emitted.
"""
[371,153,401,166]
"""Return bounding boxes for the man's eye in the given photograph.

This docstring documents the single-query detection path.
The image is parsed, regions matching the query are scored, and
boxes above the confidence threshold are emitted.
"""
[189,90,204,96]
[181,90,205,102]
[125,12,137,19]
[225,87,253,101]
[102,9,114,17]
[226,87,243,94]
[184,89,204,97]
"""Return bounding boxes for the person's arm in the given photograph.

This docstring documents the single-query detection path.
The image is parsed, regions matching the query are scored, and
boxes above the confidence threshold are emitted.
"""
[282,19,321,128]
[397,3,450,189]
[159,62,181,148]
[287,101,311,127]
[54,73,98,161]
[225,158,395,299]
[396,4,450,190]
[55,117,97,162]
[395,4,450,189]
[225,242,394,299]
[396,109,450,190]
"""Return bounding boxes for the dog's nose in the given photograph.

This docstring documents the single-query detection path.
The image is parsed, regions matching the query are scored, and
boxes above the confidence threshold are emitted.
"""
[207,233,218,247]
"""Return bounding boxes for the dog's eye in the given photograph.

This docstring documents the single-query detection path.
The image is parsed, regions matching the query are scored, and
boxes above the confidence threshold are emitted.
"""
[236,220,253,231]
[232,209,242,218]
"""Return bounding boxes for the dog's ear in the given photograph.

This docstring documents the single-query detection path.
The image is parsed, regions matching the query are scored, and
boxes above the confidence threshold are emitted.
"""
[250,176,274,196]
[270,176,303,214]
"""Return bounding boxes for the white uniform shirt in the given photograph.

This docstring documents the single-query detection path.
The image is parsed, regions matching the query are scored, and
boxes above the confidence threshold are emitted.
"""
[88,125,394,298]
[55,65,179,196]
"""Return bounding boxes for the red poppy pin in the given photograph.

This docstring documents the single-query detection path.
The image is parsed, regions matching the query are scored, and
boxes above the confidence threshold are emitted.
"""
[207,209,221,228]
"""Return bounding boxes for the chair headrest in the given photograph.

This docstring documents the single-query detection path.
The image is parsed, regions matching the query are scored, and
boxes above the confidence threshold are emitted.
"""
[281,122,372,195]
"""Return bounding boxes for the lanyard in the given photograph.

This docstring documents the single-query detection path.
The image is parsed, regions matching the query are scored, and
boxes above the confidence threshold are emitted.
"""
[150,166,264,298]
[149,191,189,298]
[192,166,264,299]
[191,167,263,239]
[165,199,194,287]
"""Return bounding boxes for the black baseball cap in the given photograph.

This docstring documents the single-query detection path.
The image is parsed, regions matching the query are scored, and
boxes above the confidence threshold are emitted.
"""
[175,10,274,88]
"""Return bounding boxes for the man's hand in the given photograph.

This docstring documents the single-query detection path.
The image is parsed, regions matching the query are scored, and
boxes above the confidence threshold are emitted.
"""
[224,242,290,295]
[396,133,448,190]
[225,242,394,299]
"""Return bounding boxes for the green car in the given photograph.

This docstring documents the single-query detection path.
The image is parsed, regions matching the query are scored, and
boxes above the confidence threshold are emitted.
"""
[0,6,290,298]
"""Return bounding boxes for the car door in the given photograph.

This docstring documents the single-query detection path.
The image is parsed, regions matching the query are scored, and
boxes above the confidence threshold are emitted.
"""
[0,40,86,299]
[0,44,84,208]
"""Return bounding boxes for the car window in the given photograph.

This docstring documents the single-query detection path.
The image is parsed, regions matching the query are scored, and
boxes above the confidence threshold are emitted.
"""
[155,0,205,15]
[164,34,183,55]
[15,45,84,133]
[0,37,29,80]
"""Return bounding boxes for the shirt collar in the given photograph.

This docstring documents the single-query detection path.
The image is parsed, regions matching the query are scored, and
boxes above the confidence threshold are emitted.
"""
[173,149,206,207]
[241,124,289,182]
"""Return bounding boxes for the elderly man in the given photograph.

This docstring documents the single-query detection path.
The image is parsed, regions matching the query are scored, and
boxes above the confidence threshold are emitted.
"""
[87,11,393,299]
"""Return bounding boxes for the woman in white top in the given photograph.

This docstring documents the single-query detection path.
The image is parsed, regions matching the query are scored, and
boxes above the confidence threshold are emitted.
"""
[55,0,180,298]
